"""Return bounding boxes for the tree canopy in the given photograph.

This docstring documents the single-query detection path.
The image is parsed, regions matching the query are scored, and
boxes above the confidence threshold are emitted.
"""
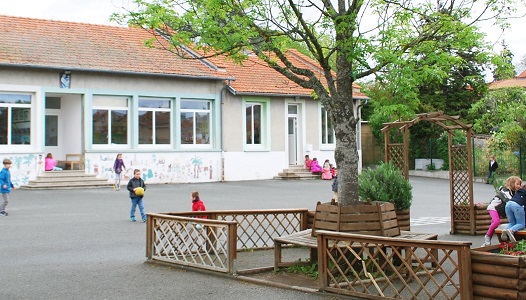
[114,0,523,206]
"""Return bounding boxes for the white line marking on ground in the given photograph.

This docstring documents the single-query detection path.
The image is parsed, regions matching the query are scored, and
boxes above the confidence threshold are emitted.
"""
[410,217,451,226]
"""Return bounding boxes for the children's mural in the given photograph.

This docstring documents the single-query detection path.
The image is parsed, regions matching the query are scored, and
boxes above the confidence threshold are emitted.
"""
[2,152,221,187]
[85,152,221,184]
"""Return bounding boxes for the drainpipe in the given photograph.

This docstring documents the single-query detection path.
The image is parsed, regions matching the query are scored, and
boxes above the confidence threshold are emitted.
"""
[220,83,228,182]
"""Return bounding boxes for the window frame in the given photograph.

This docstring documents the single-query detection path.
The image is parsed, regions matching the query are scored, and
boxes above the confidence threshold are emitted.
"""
[0,92,33,147]
[91,95,130,148]
[137,97,172,148]
[243,97,270,151]
[320,105,335,150]
[179,99,213,148]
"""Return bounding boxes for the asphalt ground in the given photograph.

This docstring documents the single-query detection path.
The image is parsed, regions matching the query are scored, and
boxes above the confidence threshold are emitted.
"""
[0,177,496,300]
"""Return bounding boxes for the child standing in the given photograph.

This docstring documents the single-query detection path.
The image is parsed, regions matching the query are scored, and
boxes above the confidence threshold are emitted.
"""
[332,175,338,202]
[127,169,147,222]
[191,191,207,219]
[481,175,521,246]
[0,159,14,216]
[112,153,126,191]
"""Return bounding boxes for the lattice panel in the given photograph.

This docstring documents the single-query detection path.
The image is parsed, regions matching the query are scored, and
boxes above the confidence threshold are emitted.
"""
[320,237,467,299]
[451,146,471,221]
[388,144,405,171]
[151,218,231,272]
[219,212,303,249]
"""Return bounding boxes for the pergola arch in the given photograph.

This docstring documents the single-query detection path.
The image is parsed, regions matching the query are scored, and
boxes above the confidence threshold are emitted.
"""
[382,111,475,235]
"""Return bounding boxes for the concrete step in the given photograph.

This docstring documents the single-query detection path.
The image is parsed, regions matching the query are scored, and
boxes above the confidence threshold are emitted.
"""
[274,165,322,180]
[20,170,113,190]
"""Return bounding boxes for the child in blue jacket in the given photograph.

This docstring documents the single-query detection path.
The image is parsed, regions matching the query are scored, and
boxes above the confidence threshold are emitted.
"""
[0,159,15,216]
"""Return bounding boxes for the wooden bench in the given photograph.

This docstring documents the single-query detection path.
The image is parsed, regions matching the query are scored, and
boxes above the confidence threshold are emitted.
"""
[494,224,526,242]
[274,201,438,269]
[59,154,82,170]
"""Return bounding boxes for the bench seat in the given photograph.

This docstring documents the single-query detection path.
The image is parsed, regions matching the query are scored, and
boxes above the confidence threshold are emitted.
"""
[494,224,526,242]
[274,228,438,268]
[58,154,82,170]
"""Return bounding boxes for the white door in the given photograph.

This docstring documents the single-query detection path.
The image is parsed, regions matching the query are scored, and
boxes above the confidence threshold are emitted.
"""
[287,104,299,165]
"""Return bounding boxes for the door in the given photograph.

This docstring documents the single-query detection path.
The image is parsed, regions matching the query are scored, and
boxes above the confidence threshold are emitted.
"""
[287,104,299,165]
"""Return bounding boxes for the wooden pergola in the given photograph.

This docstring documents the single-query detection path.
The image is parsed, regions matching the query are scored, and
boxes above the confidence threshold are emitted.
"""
[381,111,476,235]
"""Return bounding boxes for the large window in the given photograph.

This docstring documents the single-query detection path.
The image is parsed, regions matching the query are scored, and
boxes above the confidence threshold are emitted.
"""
[138,98,171,145]
[0,93,32,145]
[92,96,128,145]
[180,100,211,145]
[321,107,335,144]
[245,103,262,145]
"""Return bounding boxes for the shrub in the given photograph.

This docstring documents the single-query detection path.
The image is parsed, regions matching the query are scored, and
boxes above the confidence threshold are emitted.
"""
[358,162,413,210]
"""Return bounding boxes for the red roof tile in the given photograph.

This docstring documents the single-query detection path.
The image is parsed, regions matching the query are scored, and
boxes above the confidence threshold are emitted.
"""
[0,15,227,79]
[0,15,367,99]
[207,49,367,98]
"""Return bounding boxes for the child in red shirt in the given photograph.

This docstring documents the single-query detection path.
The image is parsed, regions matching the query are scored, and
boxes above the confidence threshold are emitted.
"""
[191,191,207,219]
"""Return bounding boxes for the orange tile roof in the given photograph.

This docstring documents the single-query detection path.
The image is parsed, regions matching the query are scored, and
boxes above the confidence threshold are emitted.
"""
[0,15,367,99]
[0,15,227,79]
[489,78,526,89]
[207,49,367,98]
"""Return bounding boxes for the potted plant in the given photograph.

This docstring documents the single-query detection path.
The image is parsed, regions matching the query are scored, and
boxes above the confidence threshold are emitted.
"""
[358,162,413,230]
[471,240,526,299]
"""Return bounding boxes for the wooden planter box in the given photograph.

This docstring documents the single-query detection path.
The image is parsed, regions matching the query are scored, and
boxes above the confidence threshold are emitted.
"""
[312,201,400,237]
[471,245,526,299]
[395,209,410,231]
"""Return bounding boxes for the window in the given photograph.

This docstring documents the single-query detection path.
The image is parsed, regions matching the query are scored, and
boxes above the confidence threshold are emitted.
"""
[246,103,262,144]
[321,107,334,144]
[92,96,128,145]
[180,100,211,145]
[0,93,32,145]
[138,98,171,145]
[243,98,269,149]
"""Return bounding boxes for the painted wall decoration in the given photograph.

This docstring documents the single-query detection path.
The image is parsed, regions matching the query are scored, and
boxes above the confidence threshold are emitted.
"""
[85,152,222,184]
[1,153,40,187]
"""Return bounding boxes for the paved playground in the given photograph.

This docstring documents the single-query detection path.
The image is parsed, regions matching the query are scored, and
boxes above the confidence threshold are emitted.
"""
[0,177,495,299]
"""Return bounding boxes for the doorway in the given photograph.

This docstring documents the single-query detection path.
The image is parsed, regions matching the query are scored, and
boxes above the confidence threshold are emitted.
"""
[287,104,301,165]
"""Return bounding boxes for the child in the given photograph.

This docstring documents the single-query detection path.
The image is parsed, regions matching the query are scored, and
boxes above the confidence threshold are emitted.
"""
[191,191,207,219]
[112,153,126,191]
[44,153,62,171]
[502,181,526,243]
[330,164,337,178]
[310,158,322,174]
[322,159,332,180]
[332,175,338,202]
[482,175,521,246]
[127,169,147,222]
[304,155,312,169]
[0,159,14,216]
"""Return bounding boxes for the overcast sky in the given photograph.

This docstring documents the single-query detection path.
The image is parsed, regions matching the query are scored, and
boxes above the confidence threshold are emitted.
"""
[2,0,525,77]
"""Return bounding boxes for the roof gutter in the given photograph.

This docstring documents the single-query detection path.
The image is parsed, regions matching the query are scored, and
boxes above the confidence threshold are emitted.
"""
[226,84,370,99]
[0,63,236,81]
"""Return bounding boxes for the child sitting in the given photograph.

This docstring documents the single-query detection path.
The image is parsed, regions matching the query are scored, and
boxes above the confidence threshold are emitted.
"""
[322,159,332,180]
[304,155,312,169]
[310,158,322,174]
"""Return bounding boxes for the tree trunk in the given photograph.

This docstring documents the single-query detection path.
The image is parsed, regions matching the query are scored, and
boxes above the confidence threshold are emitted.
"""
[330,95,360,206]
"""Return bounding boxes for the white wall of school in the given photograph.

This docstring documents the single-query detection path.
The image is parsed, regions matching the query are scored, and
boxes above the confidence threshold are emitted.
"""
[222,151,286,181]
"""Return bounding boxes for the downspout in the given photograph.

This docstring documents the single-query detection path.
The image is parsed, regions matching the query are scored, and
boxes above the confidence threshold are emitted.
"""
[220,82,229,182]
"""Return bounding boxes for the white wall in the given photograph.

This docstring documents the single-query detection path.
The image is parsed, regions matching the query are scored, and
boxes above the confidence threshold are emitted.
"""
[222,151,287,181]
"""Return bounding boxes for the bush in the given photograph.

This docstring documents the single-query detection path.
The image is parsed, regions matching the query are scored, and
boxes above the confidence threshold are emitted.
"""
[358,162,413,210]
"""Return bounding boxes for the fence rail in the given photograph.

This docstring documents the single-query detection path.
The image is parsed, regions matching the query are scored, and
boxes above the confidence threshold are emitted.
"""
[316,230,472,300]
[147,209,309,274]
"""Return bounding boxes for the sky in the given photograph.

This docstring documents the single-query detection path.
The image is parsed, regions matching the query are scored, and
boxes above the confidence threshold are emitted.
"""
[2,0,525,77]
